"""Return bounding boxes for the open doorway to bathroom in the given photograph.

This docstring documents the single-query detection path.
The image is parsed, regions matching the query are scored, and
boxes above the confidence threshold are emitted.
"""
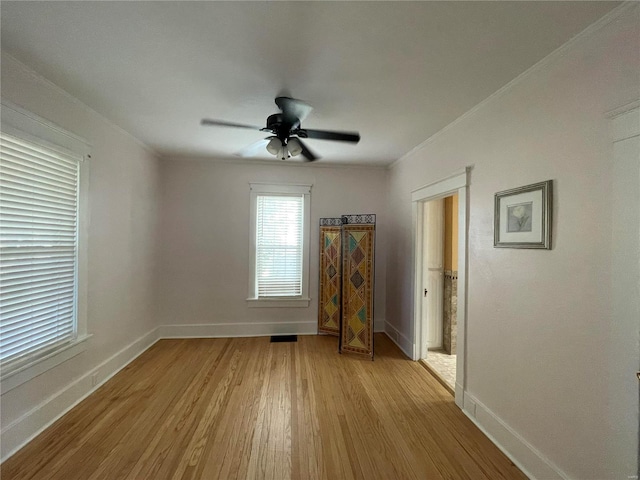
[419,194,458,393]
[412,168,468,408]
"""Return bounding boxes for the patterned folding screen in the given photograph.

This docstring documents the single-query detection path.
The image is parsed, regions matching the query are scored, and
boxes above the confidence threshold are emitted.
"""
[318,218,343,335]
[339,214,375,358]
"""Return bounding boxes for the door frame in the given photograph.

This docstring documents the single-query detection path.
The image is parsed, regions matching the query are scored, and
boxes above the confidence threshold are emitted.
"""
[607,100,640,472]
[412,167,469,408]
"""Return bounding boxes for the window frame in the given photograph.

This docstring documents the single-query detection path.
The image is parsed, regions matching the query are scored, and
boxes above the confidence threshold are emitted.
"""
[247,183,311,308]
[0,101,91,392]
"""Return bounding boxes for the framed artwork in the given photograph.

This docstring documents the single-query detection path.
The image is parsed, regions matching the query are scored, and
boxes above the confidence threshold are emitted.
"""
[494,180,552,249]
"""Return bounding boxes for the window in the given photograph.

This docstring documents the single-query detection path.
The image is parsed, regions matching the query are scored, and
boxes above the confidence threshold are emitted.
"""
[248,183,311,307]
[1,101,89,389]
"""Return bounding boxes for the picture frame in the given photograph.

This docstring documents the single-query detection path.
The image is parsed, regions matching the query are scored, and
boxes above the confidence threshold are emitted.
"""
[494,180,552,249]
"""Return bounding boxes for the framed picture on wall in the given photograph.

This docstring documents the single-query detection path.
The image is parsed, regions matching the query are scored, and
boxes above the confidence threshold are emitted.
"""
[494,180,552,249]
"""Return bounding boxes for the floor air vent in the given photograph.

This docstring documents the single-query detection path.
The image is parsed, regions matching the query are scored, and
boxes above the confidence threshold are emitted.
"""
[270,335,298,343]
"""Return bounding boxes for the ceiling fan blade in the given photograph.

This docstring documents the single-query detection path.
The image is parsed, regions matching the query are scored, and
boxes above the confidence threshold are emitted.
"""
[297,139,319,161]
[201,119,262,130]
[300,129,360,143]
[275,97,313,123]
[235,138,272,157]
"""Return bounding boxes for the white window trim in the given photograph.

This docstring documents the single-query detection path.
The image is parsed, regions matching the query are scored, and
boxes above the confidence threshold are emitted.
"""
[0,100,91,392]
[247,183,311,308]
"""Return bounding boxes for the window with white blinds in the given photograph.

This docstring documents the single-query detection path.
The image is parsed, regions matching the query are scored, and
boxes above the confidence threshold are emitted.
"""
[0,132,81,368]
[256,194,303,297]
[248,183,311,307]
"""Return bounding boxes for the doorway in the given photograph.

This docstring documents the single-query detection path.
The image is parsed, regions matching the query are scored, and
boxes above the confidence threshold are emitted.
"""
[420,195,458,392]
[412,168,469,408]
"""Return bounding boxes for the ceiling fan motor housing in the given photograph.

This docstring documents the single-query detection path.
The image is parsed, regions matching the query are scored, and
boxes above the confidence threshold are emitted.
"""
[265,113,300,140]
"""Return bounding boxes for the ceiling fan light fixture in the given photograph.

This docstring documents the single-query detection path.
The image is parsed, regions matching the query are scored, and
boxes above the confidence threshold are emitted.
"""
[266,137,282,155]
[287,138,303,157]
[266,137,291,160]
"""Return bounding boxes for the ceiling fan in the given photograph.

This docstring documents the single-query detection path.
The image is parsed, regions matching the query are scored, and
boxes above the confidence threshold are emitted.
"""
[201,96,360,161]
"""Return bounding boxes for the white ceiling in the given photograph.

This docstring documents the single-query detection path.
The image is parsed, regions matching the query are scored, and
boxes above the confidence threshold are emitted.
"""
[1,1,619,166]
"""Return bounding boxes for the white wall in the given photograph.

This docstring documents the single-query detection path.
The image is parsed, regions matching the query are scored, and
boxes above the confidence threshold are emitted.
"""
[385,6,639,480]
[157,158,388,336]
[0,54,161,459]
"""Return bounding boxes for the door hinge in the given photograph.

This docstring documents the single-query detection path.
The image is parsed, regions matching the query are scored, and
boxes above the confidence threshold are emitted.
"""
[424,288,428,297]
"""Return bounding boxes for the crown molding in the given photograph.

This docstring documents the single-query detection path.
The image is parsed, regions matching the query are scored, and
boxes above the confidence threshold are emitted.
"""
[389,1,637,171]
[1,51,159,159]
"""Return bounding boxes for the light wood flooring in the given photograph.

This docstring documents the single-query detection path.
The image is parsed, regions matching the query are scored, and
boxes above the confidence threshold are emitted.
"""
[1,334,526,480]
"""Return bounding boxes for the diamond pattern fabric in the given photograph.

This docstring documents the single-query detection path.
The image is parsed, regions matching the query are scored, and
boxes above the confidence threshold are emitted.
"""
[340,224,375,357]
[318,226,341,335]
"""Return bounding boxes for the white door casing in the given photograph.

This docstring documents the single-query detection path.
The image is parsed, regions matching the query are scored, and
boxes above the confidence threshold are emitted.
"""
[608,101,639,475]
[412,167,469,408]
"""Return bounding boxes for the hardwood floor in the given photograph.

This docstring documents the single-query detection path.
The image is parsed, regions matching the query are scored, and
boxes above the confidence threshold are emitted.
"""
[1,334,526,480]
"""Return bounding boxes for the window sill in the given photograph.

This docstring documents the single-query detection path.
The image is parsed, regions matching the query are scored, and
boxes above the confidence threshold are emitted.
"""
[1,335,92,394]
[246,297,311,308]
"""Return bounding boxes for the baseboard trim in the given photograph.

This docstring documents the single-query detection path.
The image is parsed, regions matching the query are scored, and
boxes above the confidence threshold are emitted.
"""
[462,392,568,480]
[158,321,318,339]
[455,382,464,409]
[0,327,160,462]
[383,321,413,358]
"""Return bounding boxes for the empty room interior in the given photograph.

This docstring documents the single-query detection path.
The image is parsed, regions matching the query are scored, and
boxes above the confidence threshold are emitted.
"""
[0,2,638,479]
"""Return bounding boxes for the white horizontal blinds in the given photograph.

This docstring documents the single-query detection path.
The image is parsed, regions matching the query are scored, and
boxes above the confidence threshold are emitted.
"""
[256,194,303,297]
[0,132,80,366]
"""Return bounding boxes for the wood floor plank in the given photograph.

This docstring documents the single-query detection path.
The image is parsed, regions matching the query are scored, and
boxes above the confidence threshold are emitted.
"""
[1,334,527,480]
